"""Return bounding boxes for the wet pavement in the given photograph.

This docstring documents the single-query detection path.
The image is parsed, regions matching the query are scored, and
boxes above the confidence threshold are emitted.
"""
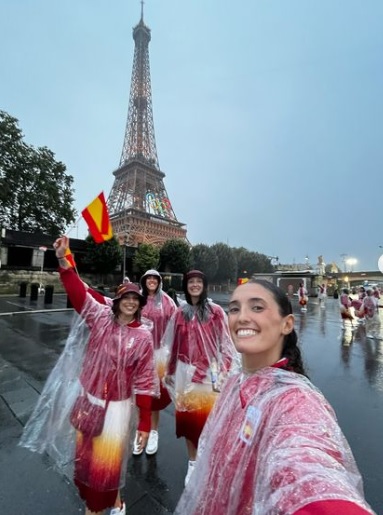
[0,293,382,514]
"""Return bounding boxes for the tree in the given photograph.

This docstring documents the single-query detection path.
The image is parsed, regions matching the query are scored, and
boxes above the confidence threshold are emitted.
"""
[0,110,76,235]
[84,236,122,275]
[233,247,275,276]
[190,243,218,282]
[133,244,160,276]
[251,252,275,273]
[159,239,190,273]
[211,243,237,283]
[233,247,254,277]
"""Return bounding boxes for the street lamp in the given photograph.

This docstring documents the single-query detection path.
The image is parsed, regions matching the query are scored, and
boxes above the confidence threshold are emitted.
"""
[345,257,357,272]
[122,244,128,281]
[38,246,47,294]
[120,234,129,282]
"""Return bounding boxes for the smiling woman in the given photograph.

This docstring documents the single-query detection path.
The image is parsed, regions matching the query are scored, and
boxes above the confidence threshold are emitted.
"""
[175,280,376,515]
[228,282,296,372]
[20,236,159,515]
[131,269,177,457]
[162,269,240,486]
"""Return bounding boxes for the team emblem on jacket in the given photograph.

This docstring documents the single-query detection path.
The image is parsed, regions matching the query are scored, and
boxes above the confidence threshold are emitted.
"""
[239,405,261,445]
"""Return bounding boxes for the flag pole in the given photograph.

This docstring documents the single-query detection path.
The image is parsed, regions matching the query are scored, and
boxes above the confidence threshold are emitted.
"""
[66,215,82,237]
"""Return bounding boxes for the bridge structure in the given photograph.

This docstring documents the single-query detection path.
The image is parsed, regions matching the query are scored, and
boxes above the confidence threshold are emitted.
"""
[328,270,383,287]
[253,269,383,297]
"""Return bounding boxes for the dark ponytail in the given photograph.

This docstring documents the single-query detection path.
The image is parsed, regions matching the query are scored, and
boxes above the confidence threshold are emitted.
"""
[282,329,306,376]
[249,279,307,376]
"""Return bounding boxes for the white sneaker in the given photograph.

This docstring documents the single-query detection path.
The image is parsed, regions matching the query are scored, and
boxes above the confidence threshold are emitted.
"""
[145,430,159,455]
[132,433,143,456]
[366,334,374,339]
[110,502,126,515]
[184,460,196,486]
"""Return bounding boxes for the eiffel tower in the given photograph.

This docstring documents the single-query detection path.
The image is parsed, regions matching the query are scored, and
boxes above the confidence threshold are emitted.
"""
[107,3,187,247]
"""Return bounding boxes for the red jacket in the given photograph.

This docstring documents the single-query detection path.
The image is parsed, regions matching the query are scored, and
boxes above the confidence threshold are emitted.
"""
[60,268,157,432]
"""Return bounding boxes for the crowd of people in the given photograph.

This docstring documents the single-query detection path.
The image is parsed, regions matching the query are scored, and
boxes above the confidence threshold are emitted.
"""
[20,237,378,515]
[339,285,382,338]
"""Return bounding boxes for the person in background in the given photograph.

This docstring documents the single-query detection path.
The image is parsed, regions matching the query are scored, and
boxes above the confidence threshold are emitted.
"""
[132,269,176,456]
[298,281,308,312]
[351,286,367,324]
[318,283,327,307]
[359,286,367,300]
[361,289,381,340]
[21,236,159,515]
[163,270,239,486]
[175,280,376,515]
[372,286,381,301]
[340,288,355,329]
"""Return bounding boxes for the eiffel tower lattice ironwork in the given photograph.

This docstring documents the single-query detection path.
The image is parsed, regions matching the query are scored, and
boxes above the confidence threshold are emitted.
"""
[107,6,187,247]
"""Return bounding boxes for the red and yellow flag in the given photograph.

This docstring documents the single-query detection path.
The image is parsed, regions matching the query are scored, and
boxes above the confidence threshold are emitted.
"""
[65,247,76,268]
[81,192,113,243]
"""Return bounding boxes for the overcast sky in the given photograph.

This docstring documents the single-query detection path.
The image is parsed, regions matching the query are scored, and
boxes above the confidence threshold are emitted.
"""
[1,0,383,271]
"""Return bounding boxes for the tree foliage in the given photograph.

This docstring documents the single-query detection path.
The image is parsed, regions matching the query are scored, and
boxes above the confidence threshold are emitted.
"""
[84,236,122,274]
[159,239,190,273]
[133,243,160,276]
[233,247,275,276]
[251,252,275,273]
[190,243,218,282]
[211,242,237,283]
[0,110,76,235]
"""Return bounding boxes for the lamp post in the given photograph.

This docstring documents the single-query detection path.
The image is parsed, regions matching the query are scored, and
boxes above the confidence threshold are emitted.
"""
[345,257,357,272]
[38,246,47,294]
[122,244,127,281]
[120,234,129,282]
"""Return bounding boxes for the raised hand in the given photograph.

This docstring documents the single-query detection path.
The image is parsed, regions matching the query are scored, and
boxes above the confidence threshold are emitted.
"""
[53,235,69,259]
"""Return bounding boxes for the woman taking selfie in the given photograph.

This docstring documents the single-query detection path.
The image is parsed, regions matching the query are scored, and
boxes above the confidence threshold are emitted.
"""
[176,279,375,514]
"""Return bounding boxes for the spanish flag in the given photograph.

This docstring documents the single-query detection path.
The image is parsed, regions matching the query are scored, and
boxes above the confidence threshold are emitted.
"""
[81,192,113,243]
[64,247,76,268]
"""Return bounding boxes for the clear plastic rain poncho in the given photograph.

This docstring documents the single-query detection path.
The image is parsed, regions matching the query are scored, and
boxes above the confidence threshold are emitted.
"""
[160,301,240,424]
[20,289,159,494]
[175,367,376,515]
[141,288,177,411]
[142,290,176,350]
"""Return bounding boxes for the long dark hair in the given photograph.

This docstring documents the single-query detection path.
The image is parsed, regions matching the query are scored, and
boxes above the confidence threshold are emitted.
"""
[182,270,211,322]
[249,279,306,376]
